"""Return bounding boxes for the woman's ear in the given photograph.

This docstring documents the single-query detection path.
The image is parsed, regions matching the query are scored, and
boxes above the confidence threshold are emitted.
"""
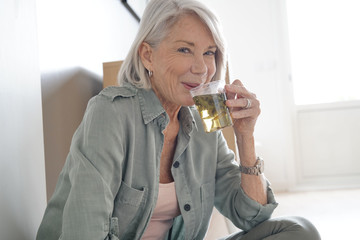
[139,42,153,71]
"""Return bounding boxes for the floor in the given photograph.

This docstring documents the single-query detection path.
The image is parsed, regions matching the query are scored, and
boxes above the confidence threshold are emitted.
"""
[272,188,360,240]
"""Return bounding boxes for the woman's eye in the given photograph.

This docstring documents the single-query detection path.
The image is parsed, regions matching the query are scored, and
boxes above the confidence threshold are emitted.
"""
[204,50,216,56]
[177,47,191,53]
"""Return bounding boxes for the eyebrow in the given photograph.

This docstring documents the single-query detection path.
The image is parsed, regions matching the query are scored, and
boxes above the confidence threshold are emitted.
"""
[175,40,217,49]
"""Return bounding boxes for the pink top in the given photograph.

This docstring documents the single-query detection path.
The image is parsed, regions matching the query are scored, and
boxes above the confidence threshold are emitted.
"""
[142,182,181,239]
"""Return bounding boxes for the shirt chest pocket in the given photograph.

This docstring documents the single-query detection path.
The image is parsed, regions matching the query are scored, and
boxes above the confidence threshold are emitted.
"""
[112,181,146,237]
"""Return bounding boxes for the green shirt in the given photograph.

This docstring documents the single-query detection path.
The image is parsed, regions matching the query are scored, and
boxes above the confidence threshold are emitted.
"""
[36,83,278,240]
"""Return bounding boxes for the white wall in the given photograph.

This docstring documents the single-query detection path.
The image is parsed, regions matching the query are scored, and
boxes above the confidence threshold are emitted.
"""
[0,0,47,239]
[36,0,140,75]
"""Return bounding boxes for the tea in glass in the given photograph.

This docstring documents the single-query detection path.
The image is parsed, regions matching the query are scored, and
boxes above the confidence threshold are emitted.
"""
[193,92,233,133]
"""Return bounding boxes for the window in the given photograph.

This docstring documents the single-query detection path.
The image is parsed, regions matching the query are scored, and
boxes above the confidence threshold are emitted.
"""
[286,0,360,105]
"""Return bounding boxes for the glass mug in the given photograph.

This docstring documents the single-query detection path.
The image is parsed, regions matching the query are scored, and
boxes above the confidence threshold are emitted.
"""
[190,80,233,133]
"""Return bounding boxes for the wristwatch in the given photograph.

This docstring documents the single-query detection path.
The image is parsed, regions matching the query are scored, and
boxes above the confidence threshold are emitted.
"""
[239,157,264,176]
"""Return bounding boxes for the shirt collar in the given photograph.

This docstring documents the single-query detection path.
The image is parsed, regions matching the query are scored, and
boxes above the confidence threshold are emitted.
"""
[138,87,166,125]
[179,106,198,135]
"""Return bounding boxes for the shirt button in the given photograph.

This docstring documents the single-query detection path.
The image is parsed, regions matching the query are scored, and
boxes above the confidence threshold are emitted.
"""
[184,204,191,211]
[173,161,180,168]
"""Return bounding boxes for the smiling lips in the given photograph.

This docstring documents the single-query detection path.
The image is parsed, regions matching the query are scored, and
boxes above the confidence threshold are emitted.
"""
[182,82,201,90]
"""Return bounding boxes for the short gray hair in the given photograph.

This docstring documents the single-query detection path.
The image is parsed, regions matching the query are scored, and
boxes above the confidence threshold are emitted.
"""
[118,0,227,89]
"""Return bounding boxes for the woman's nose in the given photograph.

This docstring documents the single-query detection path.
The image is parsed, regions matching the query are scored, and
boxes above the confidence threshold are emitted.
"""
[191,55,207,76]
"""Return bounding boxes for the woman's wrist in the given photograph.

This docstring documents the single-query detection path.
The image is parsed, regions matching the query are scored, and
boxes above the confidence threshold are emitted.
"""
[236,134,257,167]
[236,132,254,143]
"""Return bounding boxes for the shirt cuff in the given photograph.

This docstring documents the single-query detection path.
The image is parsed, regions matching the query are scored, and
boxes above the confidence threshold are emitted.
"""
[237,179,278,230]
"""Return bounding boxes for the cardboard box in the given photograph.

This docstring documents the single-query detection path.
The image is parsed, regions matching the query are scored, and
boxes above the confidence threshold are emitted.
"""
[102,60,123,88]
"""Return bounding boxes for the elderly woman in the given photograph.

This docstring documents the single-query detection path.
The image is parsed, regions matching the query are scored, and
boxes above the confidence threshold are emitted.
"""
[37,0,320,239]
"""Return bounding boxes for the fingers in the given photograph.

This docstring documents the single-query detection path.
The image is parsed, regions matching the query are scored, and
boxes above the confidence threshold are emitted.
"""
[226,97,258,109]
[225,79,259,109]
[230,106,261,119]
[223,79,260,135]
[225,79,261,119]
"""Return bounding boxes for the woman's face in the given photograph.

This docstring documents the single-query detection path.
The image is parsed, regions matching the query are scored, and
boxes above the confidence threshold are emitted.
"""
[146,14,217,107]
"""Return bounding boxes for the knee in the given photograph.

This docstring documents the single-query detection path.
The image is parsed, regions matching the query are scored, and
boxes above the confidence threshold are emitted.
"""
[286,216,321,240]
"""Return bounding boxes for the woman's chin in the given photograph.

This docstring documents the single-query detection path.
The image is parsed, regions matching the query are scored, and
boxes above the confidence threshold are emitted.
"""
[180,94,195,106]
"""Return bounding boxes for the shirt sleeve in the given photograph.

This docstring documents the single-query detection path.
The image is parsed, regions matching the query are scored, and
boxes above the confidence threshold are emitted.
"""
[37,96,124,240]
[213,131,278,231]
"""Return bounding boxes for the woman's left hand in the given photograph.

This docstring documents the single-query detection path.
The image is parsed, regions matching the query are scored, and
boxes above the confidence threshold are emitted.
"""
[225,79,260,137]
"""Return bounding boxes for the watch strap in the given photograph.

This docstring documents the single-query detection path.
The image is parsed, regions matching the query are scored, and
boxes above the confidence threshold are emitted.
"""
[239,157,264,176]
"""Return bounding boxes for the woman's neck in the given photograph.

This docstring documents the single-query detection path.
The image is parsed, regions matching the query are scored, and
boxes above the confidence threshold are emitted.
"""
[152,88,181,123]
